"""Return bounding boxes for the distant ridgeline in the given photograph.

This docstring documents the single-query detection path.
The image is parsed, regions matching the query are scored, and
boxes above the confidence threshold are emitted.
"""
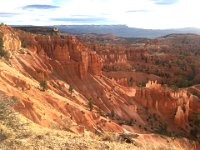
[12,25,200,38]
[13,26,60,35]
[54,25,200,38]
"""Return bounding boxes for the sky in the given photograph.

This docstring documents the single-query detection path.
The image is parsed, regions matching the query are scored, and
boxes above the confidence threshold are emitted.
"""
[0,0,199,29]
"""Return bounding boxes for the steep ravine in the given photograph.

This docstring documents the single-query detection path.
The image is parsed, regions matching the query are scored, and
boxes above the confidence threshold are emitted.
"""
[0,25,199,149]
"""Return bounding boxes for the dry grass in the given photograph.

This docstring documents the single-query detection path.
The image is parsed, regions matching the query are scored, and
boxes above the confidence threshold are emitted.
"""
[0,95,196,150]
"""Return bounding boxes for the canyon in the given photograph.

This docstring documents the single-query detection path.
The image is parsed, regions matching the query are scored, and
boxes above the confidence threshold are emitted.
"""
[0,25,200,149]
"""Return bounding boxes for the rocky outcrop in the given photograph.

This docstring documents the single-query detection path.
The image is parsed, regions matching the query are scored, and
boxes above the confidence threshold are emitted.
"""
[16,31,102,79]
[78,51,89,79]
[146,80,161,89]
[1,25,199,141]
[0,25,21,51]
[174,102,189,129]
[134,81,198,131]
[100,51,127,64]
[88,51,102,75]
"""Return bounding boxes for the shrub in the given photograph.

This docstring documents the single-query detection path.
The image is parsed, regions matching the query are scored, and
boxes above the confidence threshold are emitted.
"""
[111,109,115,118]
[137,81,146,87]
[0,37,9,58]
[0,37,3,48]
[68,85,73,94]
[190,128,198,138]
[155,124,167,135]
[127,77,133,86]
[0,96,21,130]
[88,100,93,111]
[0,49,8,58]
[128,119,133,125]
[39,80,48,91]
[155,59,161,65]
[170,85,178,92]
[101,133,113,141]
[21,39,28,48]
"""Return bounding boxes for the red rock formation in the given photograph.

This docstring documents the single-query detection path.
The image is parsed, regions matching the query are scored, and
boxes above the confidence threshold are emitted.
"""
[146,80,161,89]
[134,81,199,131]
[88,51,102,75]
[0,25,21,51]
[16,31,102,79]
[0,26,199,146]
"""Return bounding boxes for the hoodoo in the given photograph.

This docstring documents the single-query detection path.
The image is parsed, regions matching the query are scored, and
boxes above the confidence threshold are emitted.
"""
[0,25,199,149]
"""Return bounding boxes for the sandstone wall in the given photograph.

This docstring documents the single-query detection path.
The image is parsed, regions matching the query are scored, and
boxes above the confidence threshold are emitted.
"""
[135,81,197,130]
[0,25,21,51]
[17,32,102,79]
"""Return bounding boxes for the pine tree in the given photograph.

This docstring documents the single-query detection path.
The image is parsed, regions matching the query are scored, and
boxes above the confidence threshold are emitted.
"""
[68,85,73,94]
[88,100,93,111]
[40,80,48,91]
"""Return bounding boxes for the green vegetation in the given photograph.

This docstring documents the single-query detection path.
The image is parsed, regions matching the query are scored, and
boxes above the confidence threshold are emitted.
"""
[191,90,200,99]
[175,78,200,88]
[0,37,8,58]
[21,39,28,48]
[88,100,93,111]
[154,122,168,135]
[0,49,8,58]
[128,119,134,126]
[0,36,3,48]
[111,109,115,118]
[39,80,48,91]
[155,59,165,66]
[127,77,133,86]
[0,40,8,58]
[0,96,22,130]
[170,85,178,92]
[190,128,198,138]
[136,81,146,87]
[68,85,73,95]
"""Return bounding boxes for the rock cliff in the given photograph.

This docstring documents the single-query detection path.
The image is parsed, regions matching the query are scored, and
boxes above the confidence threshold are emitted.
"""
[0,25,199,146]
[16,30,102,79]
[0,24,21,51]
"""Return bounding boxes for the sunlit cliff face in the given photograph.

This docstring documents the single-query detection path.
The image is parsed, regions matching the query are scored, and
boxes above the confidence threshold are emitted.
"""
[0,25,199,150]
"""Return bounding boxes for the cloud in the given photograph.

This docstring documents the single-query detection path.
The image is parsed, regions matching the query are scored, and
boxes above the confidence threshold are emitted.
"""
[152,0,178,5]
[22,4,59,10]
[71,15,95,17]
[50,17,107,23]
[0,0,199,29]
[0,12,19,17]
[52,0,69,5]
[126,10,150,13]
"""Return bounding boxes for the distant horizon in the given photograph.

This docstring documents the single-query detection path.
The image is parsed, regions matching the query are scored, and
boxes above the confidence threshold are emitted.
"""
[1,0,200,29]
[10,24,200,30]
